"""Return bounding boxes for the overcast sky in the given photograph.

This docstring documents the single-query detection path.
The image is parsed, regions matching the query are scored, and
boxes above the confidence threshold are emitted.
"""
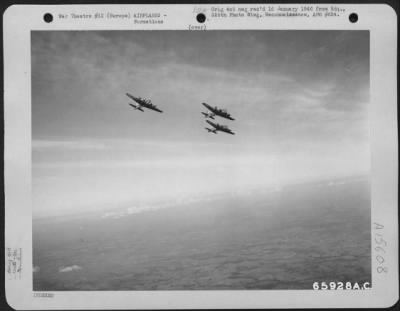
[32,30,370,218]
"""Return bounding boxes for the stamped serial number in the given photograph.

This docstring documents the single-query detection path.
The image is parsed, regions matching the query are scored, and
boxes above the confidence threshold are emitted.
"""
[313,281,371,290]
[374,222,388,274]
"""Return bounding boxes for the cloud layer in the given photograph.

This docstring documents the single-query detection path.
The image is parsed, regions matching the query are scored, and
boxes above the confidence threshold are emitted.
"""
[59,265,82,273]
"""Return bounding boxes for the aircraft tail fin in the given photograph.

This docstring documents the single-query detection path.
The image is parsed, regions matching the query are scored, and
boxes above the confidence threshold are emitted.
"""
[129,103,144,112]
[202,112,215,120]
[205,128,217,134]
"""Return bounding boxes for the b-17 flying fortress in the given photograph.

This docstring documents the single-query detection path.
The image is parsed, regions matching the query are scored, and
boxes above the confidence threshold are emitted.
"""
[126,93,236,136]
[201,102,235,121]
[126,93,163,113]
[205,120,235,135]
[202,102,235,135]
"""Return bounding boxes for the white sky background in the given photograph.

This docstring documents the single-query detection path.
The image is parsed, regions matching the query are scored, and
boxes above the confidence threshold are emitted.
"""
[31,31,370,218]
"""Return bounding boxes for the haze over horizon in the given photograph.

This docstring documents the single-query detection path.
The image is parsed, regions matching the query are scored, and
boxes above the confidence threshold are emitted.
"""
[32,30,370,218]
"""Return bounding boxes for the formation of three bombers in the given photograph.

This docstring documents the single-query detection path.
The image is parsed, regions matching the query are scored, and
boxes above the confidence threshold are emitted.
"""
[126,93,235,135]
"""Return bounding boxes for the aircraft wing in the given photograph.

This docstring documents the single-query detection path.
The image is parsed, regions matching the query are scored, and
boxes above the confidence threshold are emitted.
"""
[149,106,163,113]
[206,120,219,129]
[225,114,235,121]
[224,126,235,135]
[126,93,142,105]
[202,103,218,114]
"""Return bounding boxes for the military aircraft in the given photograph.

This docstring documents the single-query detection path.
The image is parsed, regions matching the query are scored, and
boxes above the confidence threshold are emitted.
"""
[126,93,163,113]
[205,120,235,135]
[202,103,235,121]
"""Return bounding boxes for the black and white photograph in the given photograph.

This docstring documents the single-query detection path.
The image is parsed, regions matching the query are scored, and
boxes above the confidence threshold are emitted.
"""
[3,3,398,309]
[31,30,372,291]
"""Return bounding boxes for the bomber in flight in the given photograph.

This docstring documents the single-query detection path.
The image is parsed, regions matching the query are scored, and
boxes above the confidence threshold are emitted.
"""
[126,93,163,113]
[202,103,235,121]
[205,120,235,135]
